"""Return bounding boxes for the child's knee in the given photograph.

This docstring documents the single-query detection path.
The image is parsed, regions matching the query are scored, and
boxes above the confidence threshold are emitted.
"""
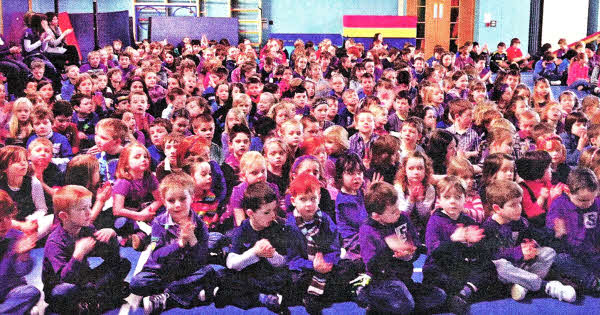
[12,285,41,303]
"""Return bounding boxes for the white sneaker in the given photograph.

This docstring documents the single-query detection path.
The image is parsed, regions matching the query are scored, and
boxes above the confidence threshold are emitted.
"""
[550,80,562,85]
[511,283,528,301]
[545,281,576,302]
[143,292,169,315]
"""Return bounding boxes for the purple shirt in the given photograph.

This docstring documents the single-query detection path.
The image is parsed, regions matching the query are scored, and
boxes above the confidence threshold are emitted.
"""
[113,174,159,209]
[547,194,600,256]
[0,229,34,298]
[335,190,368,255]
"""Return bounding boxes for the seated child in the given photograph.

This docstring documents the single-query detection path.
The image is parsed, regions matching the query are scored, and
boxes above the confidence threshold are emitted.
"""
[52,100,81,154]
[147,118,171,171]
[156,133,184,181]
[71,93,100,152]
[0,190,41,314]
[547,167,600,295]
[221,124,252,201]
[130,173,218,314]
[483,180,576,302]
[396,117,425,159]
[192,113,224,164]
[423,175,497,314]
[447,156,484,223]
[219,182,290,311]
[43,185,130,314]
[185,161,221,231]
[28,137,64,213]
[358,181,446,314]
[93,118,128,184]
[286,173,363,313]
[364,135,400,184]
[348,109,378,159]
[27,106,73,172]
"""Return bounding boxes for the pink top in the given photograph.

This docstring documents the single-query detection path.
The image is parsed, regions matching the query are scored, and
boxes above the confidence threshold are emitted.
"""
[567,62,589,86]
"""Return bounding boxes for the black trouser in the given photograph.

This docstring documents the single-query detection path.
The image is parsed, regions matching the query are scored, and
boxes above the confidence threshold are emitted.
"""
[423,260,498,297]
[217,268,292,309]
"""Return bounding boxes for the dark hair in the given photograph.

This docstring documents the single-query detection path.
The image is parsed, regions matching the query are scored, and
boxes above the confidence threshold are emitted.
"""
[52,100,74,118]
[564,111,588,134]
[516,150,552,180]
[242,181,277,211]
[334,152,365,189]
[567,167,599,194]
[426,129,456,174]
[365,181,398,215]
[254,116,276,138]
[482,153,515,185]
[229,124,252,142]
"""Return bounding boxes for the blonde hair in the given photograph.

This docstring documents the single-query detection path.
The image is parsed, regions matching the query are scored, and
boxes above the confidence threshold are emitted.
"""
[323,125,349,151]
[159,172,195,198]
[447,156,475,178]
[490,118,516,134]
[541,102,562,122]
[280,118,303,134]
[8,98,33,138]
[268,101,295,122]
[54,185,93,215]
[232,93,252,108]
[224,107,249,134]
[421,85,442,105]
[367,104,387,117]
[239,151,266,173]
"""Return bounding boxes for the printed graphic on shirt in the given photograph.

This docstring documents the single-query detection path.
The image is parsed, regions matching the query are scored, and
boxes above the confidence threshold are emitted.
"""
[511,231,520,243]
[53,142,61,156]
[395,223,408,242]
[583,212,598,229]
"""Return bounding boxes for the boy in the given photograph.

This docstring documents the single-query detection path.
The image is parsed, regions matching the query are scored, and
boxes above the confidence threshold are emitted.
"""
[358,182,446,314]
[192,113,224,164]
[71,93,100,151]
[219,182,290,311]
[547,167,600,295]
[349,110,378,159]
[483,180,576,302]
[156,133,184,181]
[516,110,540,158]
[0,190,40,314]
[222,124,252,201]
[447,99,480,161]
[79,50,108,74]
[423,175,497,314]
[53,100,81,154]
[117,52,136,82]
[338,89,359,130]
[286,173,362,313]
[27,106,73,171]
[94,118,129,183]
[357,73,375,99]
[160,87,187,120]
[29,137,64,213]
[246,75,264,104]
[292,86,309,116]
[43,185,130,314]
[131,173,218,314]
[147,118,171,171]
[301,115,322,140]
[388,91,411,133]
[397,117,424,158]
[490,42,509,73]
[60,65,79,101]
[279,119,303,157]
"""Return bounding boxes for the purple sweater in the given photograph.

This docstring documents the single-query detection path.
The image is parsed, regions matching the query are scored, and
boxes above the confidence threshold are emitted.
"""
[547,194,600,256]
[0,229,34,298]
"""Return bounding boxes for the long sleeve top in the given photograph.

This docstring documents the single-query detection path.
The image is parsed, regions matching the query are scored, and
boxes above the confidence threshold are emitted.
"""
[0,229,34,298]
[567,62,589,86]
[560,131,582,166]
[335,190,368,256]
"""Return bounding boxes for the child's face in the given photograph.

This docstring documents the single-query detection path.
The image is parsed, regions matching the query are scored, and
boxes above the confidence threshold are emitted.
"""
[257,95,272,114]
[281,125,303,148]
[296,58,308,70]
[265,143,286,169]
[424,109,437,128]
[216,85,229,101]
[324,138,340,155]
[547,149,562,165]
[163,140,178,164]
[119,56,130,68]
[496,196,523,222]
[130,95,148,114]
[343,169,364,193]
[167,77,180,90]
[25,82,37,95]
[401,124,419,146]
[29,144,52,165]
[472,89,486,103]
[361,77,375,92]
[226,115,242,129]
[39,84,54,100]
[79,79,93,95]
[248,201,277,231]
[547,106,562,122]
[67,67,79,80]
[195,121,215,141]
[515,100,529,115]
[171,95,187,110]
[394,98,410,116]
[172,117,189,135]
[145,73,158,88]
[293,92,308,108]
[236,101,252,116]
[406,157,425,184]
[492,138,514,155]
[243,162,267,185]
[312,103,328,122]
[303,121,321,139]
[77,98,94,115]
[282,69,293,81]
[163,188,193,223]
[414,59,424,71]
[65,197,93,228]
[193,163,213,190]
[439,188,465,219]
[375,203,401,225]
[475,59,486,70]
[130,81,145,94]
[572,121,588,138]
[53,115,70,132]
[568,188,598,209]
[331,76,345,93]
[128,146,150,173]
[433,89,445,104]
[186,101,202,118]
[121,112,136,131]
[149,125,168,147]
[95,75,108,90]
[535,82,550,97]
[89,54,100,67]
[560,96,576,115]
[327,99,338,120]
[95,127,118,151]
[247,83,262,97]
[33,119,52,137]
[374,111,387,128]
[519,118,535,135]
[230,133,250,158]
[357,113,375,135]
[495,159,515,181]
[456,110,473,129]
[32,66,45,80]
[296,160,320,179]
[291,190,320,221]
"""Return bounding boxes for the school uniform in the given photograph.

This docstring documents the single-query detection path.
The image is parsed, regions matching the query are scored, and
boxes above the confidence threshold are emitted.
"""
[72,111,100,152]
[284,187,336,224]
[131,211,218,309]
[358,216,446,314]
[423,209,498,297]
[335,190,368,259]
[546,194,600,292]
[482,216,558,292]
[43,224,131,313]
[218,218,291,309]
[147,144,165,172]
[285,210,364,305]
[27,131,73,171]
[0,229,41,314]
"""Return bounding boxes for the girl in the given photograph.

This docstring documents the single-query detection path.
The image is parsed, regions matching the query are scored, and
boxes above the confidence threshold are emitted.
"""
[531,77,554,112]
[365,135,399,184]
[334,152,367,260]
[394,150,435,239]
[445,70,470,102]
[6,98,33,147]
[426,129,458,175]
[112,143,162,250]
[119,110,144,145]
[268,102,295,131]
[567,52,591,90]
[211,83,231,114]
[421,84,446,120]
[171,108,191,136]
[65,154,112,227]
[505,95,530,126]
[513,84,531,99]
[468,80,487,105]
[257,92,276,119]
[516,150,564,228]
[479,153,516,204]
[37,80,55,108]
[292,55,308,79]
[578,146,600,179]
[303,80,316,100]
[220,107,249,157]
[560,111,589,166]
[107,68,123,94]
[490,84,513,113]
[0,145,52,238]
[185,161,221,231]
[558,90,579,116]
[537,135,570,185]
[446,156,484,223]
[144,71,166,104]
[323,125,349,181]
[75,73,94,96]
[349,62,366,92]
[263,137,290,197]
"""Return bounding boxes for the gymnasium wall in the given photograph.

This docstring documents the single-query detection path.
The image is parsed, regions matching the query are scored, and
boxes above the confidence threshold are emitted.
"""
[474,0,532,54]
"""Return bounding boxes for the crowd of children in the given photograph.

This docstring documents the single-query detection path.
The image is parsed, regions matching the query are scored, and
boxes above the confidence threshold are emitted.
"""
[0,10,600,315]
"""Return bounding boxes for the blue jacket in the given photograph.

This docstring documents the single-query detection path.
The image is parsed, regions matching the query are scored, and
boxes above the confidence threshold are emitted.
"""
[0,229,34,299]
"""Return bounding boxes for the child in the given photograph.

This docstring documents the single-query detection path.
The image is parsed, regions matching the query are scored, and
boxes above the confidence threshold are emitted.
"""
[257,92,276,119]
[358,181,446,314]
[130,173,218,314]
[537,135,570,184]
[365,135,400,184]
[222,124,252,201]
[220,182,290,311]
[220,107,249,156]
[546,167,600,295]
[516,150,564,228]
[61,65,79,101]
[338,89,360,129]
[334,152,367,260]
[0,189,40,314]
[6,98,33,147]
[560,111,589,166]
[43,185,130,314]
[129,91,155,138]
[286,173,362,313]
[192,113,224,164]
[541,102,564,134]
[423,175,497,314]
[94,118,128,183]
[388,91,411,133]
[160,87,187,120]
[71,93,100,151]
[147,118,171,171]
[531,78,554,112]
[348,110,378,159]
[515,109,539,157]
[558,91,579,117]
[26,106,72,171]
[112,142,162,249]
[447,99,480,161]
[28,137,63,212]
[279,118,303,157]
[53,100,81,154]
[480,153,516,203]
[155,133,183,181]
[263,137,290,197]
[447,156,485,223]
[397,117,425,158]
[483,180,576,302]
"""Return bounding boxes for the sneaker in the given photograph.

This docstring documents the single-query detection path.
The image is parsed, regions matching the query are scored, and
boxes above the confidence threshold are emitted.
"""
[259,293,283,312]
[511,283,528,301]
[545,281,576,302]
[143,292,169,315]
[551,80,562,86]
[448,294,470,315]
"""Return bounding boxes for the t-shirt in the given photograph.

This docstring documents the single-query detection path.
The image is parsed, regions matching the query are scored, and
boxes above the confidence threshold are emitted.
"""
[113,174,159,209]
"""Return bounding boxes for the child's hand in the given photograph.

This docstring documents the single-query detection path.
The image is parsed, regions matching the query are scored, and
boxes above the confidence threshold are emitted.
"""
[521,241,537,260]
[138,206,156,222]
[86,145,101,155]
[178,220,196,247]
[577,133,589,151]
[550,185,564,199]
[73,237,96,261]
[313,252,333,274]
[14,232,36,255]
[553,218,567,238]
[464,225,485,243]
[96,182,112,203]
[18,220,38,235]
[408,184,425,203]
[78,131,88,140]
[94,228,116,243]
[253,239,275,258]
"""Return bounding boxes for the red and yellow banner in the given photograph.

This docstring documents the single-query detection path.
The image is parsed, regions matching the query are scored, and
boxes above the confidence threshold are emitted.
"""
[342,15,417,38]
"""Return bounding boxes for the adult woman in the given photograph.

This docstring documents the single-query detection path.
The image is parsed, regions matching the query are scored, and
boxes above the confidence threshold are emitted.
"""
[43,12,79,72]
